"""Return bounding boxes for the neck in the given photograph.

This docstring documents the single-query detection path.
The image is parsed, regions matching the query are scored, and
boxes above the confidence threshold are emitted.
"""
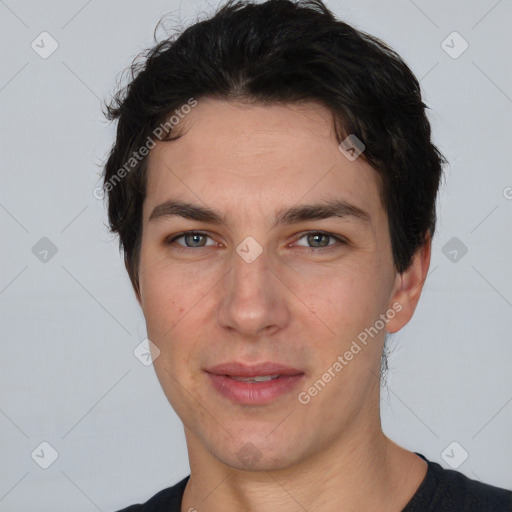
[181,421,427,512]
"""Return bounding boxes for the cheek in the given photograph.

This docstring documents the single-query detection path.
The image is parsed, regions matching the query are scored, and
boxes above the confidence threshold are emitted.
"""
[140,266,205,405]
[308,263,384,325]
[139,282,188,381]
[297,261,392,378]
[140,275,177,338]
[139,253,204,333]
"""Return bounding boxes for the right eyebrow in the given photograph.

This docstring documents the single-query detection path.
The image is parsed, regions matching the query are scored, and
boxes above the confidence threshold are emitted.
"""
[149,200,225,224]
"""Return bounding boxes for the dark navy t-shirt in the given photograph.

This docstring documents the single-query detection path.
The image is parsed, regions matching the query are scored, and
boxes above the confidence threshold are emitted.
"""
[115,453,512,511]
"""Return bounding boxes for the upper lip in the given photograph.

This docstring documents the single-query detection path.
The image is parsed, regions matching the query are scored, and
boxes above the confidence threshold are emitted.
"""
[205,362,304,377]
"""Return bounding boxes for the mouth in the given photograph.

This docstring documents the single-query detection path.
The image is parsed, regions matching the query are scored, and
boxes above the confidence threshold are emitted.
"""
[229,374,281,382]
[205,362,305,405]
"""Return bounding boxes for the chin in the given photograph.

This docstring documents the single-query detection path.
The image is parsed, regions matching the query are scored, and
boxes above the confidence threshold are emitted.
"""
[211,437,303,473]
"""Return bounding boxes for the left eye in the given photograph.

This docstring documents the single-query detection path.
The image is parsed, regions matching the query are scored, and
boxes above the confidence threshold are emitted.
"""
[295,232,344,248]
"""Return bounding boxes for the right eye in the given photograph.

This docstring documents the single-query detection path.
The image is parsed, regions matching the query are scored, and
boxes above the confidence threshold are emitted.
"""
[165,231,217,248]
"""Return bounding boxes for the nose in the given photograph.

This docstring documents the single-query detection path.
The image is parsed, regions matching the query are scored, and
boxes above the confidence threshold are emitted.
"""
[215,247,291,338]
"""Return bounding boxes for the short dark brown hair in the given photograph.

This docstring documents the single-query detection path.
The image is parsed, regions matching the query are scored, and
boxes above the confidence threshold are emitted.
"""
[102,0,446,296]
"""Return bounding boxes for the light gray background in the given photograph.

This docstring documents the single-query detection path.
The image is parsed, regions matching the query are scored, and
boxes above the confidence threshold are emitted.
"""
[0,0,511,510]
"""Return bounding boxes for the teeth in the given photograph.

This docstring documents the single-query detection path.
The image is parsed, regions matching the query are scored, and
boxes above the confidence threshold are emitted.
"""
[230,374,280,382]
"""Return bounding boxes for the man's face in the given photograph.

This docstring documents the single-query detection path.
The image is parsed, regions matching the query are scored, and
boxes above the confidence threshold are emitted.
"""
[136,98,407,471]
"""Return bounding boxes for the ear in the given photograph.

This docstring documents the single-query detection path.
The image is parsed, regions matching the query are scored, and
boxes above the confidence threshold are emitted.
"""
[386,234,431,333]
[124,255,142,307]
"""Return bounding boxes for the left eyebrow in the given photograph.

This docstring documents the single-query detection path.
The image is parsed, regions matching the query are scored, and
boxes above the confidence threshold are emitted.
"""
[273,199,370,227]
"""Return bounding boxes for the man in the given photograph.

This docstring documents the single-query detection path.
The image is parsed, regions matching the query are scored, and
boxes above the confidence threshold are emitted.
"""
[103,1,512,510]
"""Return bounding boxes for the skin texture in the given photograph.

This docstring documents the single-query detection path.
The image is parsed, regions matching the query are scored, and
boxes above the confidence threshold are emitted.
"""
[133,98,431,511]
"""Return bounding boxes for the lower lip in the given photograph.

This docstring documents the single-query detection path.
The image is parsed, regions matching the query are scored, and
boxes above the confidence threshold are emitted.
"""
[206,373,305,405]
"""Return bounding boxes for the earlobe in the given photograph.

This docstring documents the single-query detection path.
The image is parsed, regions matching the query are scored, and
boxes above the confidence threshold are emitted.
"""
[386,234,432,333]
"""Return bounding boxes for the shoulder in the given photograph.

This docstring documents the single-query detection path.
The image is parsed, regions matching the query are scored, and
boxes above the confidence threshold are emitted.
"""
[406,453,512,512]
[113,475,190,512]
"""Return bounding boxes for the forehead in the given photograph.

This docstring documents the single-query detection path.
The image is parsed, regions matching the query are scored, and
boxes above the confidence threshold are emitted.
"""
[143,98,384,224]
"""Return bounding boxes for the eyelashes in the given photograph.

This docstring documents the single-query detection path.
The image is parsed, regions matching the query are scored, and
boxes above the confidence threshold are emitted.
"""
[295,232,347,249]
[166,231,216,248]
[165,230,347,250]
